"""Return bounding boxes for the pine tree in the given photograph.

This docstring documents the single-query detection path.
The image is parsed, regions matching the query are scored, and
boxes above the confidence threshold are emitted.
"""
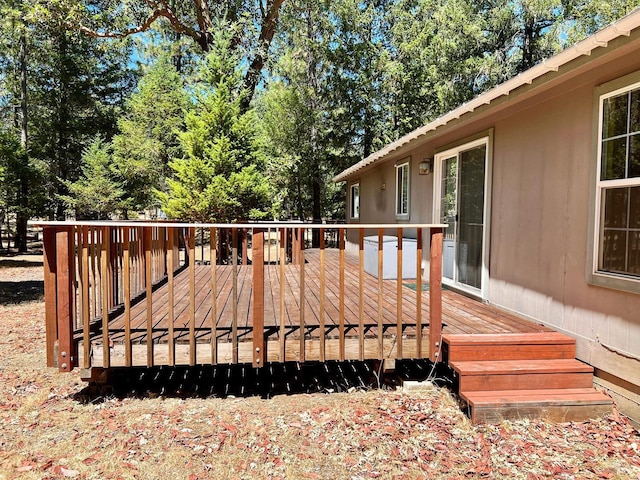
[60,136,125,219]
[158,27,273,222]
[112,55,188,216]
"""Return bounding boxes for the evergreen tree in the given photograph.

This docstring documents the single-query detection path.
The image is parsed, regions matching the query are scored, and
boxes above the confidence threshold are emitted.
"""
[0,129,43,248]
[112,55,188,216]
[158,27,273,222]
[60,136,125,219]
[0,0,135,223]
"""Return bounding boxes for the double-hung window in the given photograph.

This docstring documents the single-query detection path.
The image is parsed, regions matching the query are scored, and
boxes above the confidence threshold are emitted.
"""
[350,183,360,219]
[594,81,640,283]
[395,160,410,218]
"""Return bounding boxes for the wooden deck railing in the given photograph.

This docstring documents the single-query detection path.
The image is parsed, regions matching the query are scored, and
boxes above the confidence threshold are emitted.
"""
[36,221,445,373]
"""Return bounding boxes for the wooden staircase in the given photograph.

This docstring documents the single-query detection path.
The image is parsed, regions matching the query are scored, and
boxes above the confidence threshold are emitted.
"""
[441,332,613,424]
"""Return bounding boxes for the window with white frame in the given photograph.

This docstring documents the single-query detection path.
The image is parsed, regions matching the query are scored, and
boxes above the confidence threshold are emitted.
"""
[350,182,360,219]
[395,160,410,217]
[595,81,640,280]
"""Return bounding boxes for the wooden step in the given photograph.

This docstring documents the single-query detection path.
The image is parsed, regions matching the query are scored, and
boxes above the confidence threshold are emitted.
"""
[451,359,594,391]
[442,332,576,362]
[461,388,613,424]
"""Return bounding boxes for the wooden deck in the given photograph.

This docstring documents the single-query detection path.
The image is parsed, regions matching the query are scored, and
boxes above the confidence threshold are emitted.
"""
[37,221,612,424]
[82,248,550,368]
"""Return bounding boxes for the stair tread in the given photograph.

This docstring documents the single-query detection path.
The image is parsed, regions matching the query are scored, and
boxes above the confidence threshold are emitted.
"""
[451,359,593,375]
[442,332,574,346]
[462,388,613,408]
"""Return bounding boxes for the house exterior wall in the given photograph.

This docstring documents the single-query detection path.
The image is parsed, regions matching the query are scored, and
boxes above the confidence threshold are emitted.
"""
[344,41,640,399]
[487,50,640,366]
[345,154,435,249]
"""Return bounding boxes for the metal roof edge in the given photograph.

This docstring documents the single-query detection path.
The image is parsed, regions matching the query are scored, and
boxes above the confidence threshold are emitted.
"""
[333,7,640,183]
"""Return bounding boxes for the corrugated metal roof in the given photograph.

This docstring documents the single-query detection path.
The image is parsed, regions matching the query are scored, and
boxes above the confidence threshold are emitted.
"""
[333,8,640,183]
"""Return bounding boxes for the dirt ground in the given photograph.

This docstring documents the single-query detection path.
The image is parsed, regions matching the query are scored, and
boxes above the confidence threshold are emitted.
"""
[1,256,639,479]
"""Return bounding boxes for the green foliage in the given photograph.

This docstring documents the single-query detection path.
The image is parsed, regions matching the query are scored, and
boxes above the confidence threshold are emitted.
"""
[112,55,188,214]
[158,28,274,222]
[0,0,136,220]
[0,129,44,223]
[60,136,125,219]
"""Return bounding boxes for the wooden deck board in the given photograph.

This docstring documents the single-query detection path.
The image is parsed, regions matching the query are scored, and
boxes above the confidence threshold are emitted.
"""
[84,248,549,366]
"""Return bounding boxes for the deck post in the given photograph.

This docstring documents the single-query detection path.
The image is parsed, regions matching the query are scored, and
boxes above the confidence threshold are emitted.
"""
[43,226,58,367]
[416,228,423,358]
[56,226,75,372]
[252,228,265,368]
[429,227,443,363]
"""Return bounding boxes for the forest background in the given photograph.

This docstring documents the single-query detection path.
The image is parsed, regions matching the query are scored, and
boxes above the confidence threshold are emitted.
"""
[1,0,639,251]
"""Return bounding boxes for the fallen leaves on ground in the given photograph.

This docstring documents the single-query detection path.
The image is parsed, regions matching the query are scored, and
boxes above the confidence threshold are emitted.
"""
[1,262,639,479]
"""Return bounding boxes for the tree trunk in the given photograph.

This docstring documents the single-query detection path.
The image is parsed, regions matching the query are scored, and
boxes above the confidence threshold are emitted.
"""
[15,29,29,252]
[306,4,321,247]
[55,31,70,221]
[239,0,285,113]
[296,174,304,221]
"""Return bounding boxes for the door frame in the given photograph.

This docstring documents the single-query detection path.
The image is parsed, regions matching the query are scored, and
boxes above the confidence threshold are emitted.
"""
[433,134,493,299]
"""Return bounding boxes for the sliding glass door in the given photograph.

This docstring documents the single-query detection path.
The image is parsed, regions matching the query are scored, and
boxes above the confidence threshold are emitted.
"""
[435,138,489,295]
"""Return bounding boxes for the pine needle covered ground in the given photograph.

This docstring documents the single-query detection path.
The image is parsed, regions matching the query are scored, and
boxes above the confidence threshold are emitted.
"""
[1,260,639,479]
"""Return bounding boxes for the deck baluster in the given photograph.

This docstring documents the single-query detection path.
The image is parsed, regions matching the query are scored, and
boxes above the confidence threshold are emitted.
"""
[319,228,326,362]
[299,227,306,363]
[79,226,90,369]
[429,227,443,362]
[358,229,365,360]
[232,228,238,364]
[123,227,132,367]
[279,227,286,362]
[210,227,217,365]
[188,226,196,366]
[101,226,110,369]
[377,228,384,359]
[416,228,424,358]
[167,228,175,366]
[339,227,345,361]
[397,228,403,358]
[144,227,154,367]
